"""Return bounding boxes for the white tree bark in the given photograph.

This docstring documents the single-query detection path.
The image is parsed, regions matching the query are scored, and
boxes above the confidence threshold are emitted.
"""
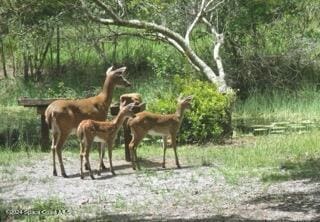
[80,0,229,92]
[202,17,227,92]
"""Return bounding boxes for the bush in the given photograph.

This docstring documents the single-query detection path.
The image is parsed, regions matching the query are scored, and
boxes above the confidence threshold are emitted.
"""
[148,76,235,144]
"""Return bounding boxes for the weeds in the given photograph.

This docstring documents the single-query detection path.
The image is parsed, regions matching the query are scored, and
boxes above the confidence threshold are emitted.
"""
[113,195,127,210]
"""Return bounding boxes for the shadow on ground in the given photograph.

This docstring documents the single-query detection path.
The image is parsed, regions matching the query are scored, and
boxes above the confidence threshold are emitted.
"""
[67,212,308,222]
[65,158,196,180]
[262,157,320,182]
[247,189,320,215]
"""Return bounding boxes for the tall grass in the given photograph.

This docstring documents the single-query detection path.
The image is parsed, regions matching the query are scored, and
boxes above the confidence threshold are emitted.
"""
[234,85,320,122]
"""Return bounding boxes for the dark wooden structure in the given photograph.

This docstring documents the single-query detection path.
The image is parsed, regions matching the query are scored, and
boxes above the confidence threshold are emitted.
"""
[18,98,145,161]
[18,98,62,151]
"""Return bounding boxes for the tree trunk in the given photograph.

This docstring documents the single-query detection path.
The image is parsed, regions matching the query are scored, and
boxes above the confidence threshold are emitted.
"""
[56,25,61,75]
[10,38,16,77]
[35,27,54,80]
[0,37,7,78]
[29,54,34,77]
[23,51,29,81]
[112,36,117,62]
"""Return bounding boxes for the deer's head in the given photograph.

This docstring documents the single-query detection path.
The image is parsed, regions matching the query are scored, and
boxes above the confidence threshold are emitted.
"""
[119,101,136,119]
[106,66,131,88]
[178,95,193,110]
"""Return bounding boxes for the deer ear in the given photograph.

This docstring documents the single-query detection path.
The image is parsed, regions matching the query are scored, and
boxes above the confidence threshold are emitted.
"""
[177,94,183,102]
[120,100,126,108]
[115,66,127,75]
[185,95,193,101]
[106,66,114,76]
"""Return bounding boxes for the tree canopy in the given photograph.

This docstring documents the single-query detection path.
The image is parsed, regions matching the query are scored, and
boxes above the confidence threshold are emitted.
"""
[0,0,320,95]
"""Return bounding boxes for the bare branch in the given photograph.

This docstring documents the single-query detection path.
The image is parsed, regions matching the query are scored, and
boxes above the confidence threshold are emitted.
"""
[91,0,121,20]
[185,0,205,46]
[80,0,224,88]
[116,0,125,17]
[202,17,218,35]
[204,0,225,13]
[202,18,226,87]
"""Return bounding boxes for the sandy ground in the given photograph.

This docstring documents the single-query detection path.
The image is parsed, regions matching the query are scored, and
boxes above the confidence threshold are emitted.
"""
[1,153,320,221]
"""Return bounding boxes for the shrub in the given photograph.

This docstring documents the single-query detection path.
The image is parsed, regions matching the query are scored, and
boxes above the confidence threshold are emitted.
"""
[148,76,235,144]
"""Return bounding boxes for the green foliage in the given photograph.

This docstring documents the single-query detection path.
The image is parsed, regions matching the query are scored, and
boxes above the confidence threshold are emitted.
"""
[234,85,320,122]
[0,106,39,147]
[46,81,78,98]
[149,76,235,143]
[32,198,66,212]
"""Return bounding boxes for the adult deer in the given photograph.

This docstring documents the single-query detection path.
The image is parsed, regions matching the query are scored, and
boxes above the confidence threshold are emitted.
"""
[128,95,193,170]
[77,102,135,179]
[45,66,131,177]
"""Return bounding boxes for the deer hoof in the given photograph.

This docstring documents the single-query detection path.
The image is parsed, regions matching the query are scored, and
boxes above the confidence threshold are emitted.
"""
[111,171,116,176]
[90,175,95,180]
[53,170,57,176]
[62,173,68,178]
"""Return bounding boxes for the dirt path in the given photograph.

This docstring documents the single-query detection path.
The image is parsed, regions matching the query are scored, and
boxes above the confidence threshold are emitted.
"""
[1,153,320,221]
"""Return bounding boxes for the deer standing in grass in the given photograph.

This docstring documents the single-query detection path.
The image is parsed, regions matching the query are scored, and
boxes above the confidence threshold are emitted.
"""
[45,66,131,177]
[128,95,193,170]
[77,102,135,179]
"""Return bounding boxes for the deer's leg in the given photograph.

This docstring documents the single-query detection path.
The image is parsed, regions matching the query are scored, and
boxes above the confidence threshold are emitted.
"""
[129,138,139,170]
[80,153,85,179]
[84,159,89,171]
[134,148,140,170]
[129,147,137,170]
[99,142,107,170]
[80,141,85,179]
[107,141,115,176]
[51,131,59,176]
[56,132,69,178]
[162,136,168,168]
[85,150,94,180]
[129,129,143,170]
[129,141,136,170]
[171,133,181,169]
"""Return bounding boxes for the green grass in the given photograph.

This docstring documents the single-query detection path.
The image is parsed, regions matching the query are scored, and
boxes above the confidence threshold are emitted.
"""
[0,197,68,222]
[234,86,320,123]
[1,130,320,184]
[0,148,42,166]
[128,130,320,183]
[1,131,320,220]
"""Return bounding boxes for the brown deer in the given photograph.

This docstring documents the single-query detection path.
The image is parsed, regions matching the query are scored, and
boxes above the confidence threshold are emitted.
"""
[128,95,193,170]
[45,66,131,177]
[120,93,142,106]
[77,102,135,179]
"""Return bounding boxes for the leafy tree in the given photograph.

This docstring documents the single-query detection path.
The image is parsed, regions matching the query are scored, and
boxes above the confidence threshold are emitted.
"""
[80,0,231,92]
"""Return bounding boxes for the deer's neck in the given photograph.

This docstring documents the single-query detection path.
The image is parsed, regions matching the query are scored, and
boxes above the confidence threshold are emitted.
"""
[175,105,187,122]
[99,76,115,106]
[112,113,127,130]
